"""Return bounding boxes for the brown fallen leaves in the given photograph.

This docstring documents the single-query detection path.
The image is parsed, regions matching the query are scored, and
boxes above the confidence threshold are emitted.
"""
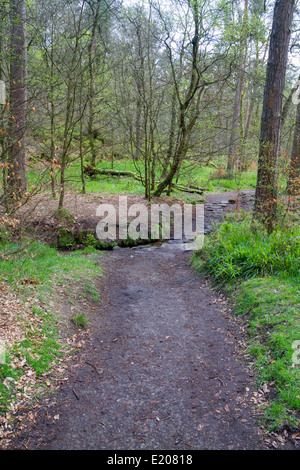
[0,282,74,446]
[0,282,25,346]
[0,282,39,443]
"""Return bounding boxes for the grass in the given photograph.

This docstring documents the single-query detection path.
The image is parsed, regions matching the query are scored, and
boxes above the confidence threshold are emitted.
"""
[89,160,257,195]
[0,239,101,290]
[26,156,258,198]
[78,282,101,302]
[191,213,300,432]
[15,305,62,376]
[0,239,102,414]
[178,160,257,193]
[192,212,300,285]
[71,314,90,329]
[235,276,300,431]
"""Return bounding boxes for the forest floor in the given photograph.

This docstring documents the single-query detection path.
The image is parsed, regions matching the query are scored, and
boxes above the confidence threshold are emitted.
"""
[2,189,299,450]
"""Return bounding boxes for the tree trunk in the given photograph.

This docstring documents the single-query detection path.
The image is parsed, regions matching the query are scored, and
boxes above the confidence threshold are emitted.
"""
[135,97,142,161]
[253,0,295,232]
[153,1,201,197]
[88,0,101,167]
[8,0,27,200]
[281,73,300,128]
[287,100,300,194]
[58,3,85,210]
[161,90,176,179]
[227,0,248,176]
[227,52,245,175]
[49,23,56,198]
[154,112,189,197]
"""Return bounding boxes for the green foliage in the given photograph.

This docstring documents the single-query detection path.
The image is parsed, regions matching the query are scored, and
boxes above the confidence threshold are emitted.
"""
[79,282,100,302]
[234,276,300,431]
[0,360,23,412]
[191,214,300,432]
[0,239,101,412]
[192,214,300,285]
[16,305,62,377]
[57,228,76,248]
[53,208,74,226]
[71,314,90,329]
[82,233,97,247]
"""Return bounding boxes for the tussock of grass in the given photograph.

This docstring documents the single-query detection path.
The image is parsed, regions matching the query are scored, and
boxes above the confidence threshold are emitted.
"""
[71,314,90,329]
[192,213,300,284]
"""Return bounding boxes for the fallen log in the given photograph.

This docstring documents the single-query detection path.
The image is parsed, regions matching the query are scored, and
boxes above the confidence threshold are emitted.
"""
[84,166,143,182]
[83,166,204,194]
[172,182,204,195]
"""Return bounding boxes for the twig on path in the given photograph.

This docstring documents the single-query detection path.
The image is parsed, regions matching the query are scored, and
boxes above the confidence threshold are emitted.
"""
[214,377,225,387]
[22,439,30,450]
[72,388,80,400]
[183,441,195,448]
[85,361,103,376]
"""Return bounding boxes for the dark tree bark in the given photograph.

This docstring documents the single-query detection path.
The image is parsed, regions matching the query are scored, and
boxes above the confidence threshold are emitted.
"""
[253,0,295,231]
[8,0,27,199]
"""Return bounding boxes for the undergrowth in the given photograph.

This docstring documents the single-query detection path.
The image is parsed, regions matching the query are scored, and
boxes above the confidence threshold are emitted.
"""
[0,239,102,417]
[191,212,300,432]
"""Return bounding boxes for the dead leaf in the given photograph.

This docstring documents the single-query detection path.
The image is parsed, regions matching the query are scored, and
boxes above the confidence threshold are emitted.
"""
[23,279,40,285]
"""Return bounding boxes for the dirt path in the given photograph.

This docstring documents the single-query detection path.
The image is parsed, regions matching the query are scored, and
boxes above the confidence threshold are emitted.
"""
[6,189,268,450]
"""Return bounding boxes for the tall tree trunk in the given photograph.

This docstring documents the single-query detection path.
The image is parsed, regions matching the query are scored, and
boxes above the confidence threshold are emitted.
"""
[287,100,300,194]
[88,1,101,167]
[227,0,248,176]
[49,23,56,198]
[281,73,300,128]
[253,0,295,231]
[227,52,245,175]
[154,109,190,197]
[8,0,27,200]
[0,15,9,211]
[134,21,144,162]
[58,3,85,210]
[135,96,142,160]
[161,90,176,179]
[79,71,86,194]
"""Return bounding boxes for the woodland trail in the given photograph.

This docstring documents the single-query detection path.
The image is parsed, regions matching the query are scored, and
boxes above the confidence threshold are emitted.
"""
[6,190,268,450]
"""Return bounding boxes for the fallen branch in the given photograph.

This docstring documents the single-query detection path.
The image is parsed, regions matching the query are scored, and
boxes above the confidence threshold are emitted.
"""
[172,182,204,195]
[84,166,143,182]
[83,166,204,195]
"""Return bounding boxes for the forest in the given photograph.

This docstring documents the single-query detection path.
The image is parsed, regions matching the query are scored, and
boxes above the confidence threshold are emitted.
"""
[0,0,299,453]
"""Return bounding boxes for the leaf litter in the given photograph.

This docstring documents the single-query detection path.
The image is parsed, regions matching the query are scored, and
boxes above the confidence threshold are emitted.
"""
[0,280,88,447]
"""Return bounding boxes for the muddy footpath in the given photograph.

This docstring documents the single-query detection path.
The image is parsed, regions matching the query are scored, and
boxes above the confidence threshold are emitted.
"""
[5,190,292,451]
